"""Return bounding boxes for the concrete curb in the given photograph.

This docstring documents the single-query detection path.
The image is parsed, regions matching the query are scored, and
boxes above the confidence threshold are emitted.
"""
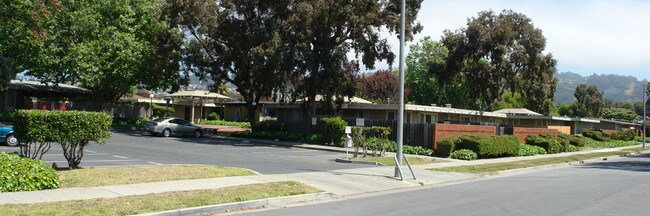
[334,157,385,166]
[209,135,350,154]
[135,192,335,216]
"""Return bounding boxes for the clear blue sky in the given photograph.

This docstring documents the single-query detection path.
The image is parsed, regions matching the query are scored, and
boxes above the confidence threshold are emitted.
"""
[371,0,650,81]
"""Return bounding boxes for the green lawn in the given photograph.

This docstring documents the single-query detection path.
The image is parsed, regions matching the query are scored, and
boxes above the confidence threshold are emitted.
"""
[0,181,321,216]
[431,148,644,174]
[58,165,255,188]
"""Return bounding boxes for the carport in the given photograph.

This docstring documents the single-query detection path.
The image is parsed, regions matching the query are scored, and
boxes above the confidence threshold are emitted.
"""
[169,90,230,123]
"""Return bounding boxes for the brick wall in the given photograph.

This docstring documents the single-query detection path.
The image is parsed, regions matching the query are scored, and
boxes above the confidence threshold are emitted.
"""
[432,124,496,150]
[513,127,559,144]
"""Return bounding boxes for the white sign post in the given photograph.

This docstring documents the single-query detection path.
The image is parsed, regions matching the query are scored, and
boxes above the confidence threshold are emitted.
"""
[344,126,352,158]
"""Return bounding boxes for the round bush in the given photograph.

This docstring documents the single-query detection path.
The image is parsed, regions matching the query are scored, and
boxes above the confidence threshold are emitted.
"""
[0,152,60,192]
[207,112,221,120]
[517,144,547,157]
[450,149,478,161]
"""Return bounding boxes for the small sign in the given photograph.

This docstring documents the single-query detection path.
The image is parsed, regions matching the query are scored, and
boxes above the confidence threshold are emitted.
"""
[311,117,317,125]
[345,126,351,134]
[356,118,365,126]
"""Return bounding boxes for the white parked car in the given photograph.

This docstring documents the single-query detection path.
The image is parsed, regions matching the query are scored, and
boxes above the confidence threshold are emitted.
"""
[144,117,205,138]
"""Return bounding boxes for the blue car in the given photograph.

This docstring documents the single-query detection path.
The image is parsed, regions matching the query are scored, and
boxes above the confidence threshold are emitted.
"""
[0,123,17,146]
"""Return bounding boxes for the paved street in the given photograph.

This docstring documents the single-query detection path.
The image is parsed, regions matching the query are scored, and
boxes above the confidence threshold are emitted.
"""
[239,153,650,216]
[0,130,372,174]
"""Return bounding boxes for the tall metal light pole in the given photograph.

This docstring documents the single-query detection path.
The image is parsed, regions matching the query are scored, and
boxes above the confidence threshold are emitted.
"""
[394,0,406,178]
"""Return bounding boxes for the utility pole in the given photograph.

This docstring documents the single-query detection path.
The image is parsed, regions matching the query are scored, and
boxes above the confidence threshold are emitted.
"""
[394,0,406,178]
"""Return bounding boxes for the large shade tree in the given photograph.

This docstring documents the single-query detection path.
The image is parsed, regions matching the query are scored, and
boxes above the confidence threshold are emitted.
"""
[357,70,406,104]
[167,0,297,125]
[436,10,558,114]
[0,0,61,90]
[19,0,182,104]
[288,0,423,116]
[572,84,603,118]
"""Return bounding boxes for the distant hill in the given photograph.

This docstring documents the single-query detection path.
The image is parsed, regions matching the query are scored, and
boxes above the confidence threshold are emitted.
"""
[554,72,647,104]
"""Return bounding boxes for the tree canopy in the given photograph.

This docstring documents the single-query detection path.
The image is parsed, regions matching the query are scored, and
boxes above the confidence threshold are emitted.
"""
[601,108,639,121]
[435,10,557,114]
[13,0,182,103]
[572,84,603,118]
[289,0,423,113]
[357,70,406,104]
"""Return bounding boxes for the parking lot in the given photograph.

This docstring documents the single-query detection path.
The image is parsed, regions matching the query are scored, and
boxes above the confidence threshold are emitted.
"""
[1,130,372,174]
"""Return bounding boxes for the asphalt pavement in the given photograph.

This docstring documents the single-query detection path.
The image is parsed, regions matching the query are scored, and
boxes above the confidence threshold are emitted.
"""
[1,129,374,174]
[235,153,650,216]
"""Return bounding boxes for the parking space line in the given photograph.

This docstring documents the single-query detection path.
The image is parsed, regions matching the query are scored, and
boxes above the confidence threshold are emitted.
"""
[48,159,141,163]
[113,155,128,159]
[252,150,316,154]
[85,150,97,153]
[147,161,164,165]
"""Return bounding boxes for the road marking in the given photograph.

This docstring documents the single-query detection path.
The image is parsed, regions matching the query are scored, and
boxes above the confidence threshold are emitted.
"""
[113,155,129,159]
[48,159,141,163]
[252,150,316,154]
[85,150,97,153]
[147,161,164,165]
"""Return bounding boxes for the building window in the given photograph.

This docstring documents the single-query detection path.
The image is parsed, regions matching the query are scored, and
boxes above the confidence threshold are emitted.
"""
[358,111,364,118]
[425,115,432,124]
[387,111,395,120]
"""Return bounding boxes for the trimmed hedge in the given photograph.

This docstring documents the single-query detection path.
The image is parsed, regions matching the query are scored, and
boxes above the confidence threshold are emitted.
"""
[435,136,460,158]
[610,129,635,141]
[0,152,60,192]
[582,130,610,141]
[152,104,174,117]
[252,120,284,132]
[13,110,112,169]
[525,135,564,154]
[320,117,347,146]
[201,120,251,128]
[303,133,325,144]
[0,111,15,122]
[455,135,519,158]
[569,136,587,147]
[112,117,150,128]
[450,149,477,161]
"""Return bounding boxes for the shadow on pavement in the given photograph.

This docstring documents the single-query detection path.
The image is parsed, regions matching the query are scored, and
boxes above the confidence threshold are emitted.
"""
[577,154,650,173]
[109,129,296,149]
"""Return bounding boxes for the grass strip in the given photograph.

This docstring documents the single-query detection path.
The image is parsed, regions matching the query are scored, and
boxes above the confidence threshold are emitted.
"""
[58,165,255,188]
[349,156,438,166]
[430,148,644,174]
[0,181,321,216]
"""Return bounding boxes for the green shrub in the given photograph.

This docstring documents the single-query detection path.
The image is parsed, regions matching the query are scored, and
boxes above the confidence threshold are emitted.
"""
[455,135,519,158]
[582,130,610,141]
[450,149,477,161]
[525,135,563,154]
[202,120,251,128]
[231,131,304,142]
[366,137,394,155]
[403,145,433,156]
[610,129,635,141]
[303,133,324,144]
[152,104,174,117]
[435,137,459,157]
[252,120,284,132]
[0,111,16,122]
[207,112,221,120]
[0,152,60,192]
[565,145,579,152]
[584,138,638,148]
[112,117,150,128]
[517,144,547,156]
[14,110,112,168]
[569,135,587,147]
[320,117,348,146]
